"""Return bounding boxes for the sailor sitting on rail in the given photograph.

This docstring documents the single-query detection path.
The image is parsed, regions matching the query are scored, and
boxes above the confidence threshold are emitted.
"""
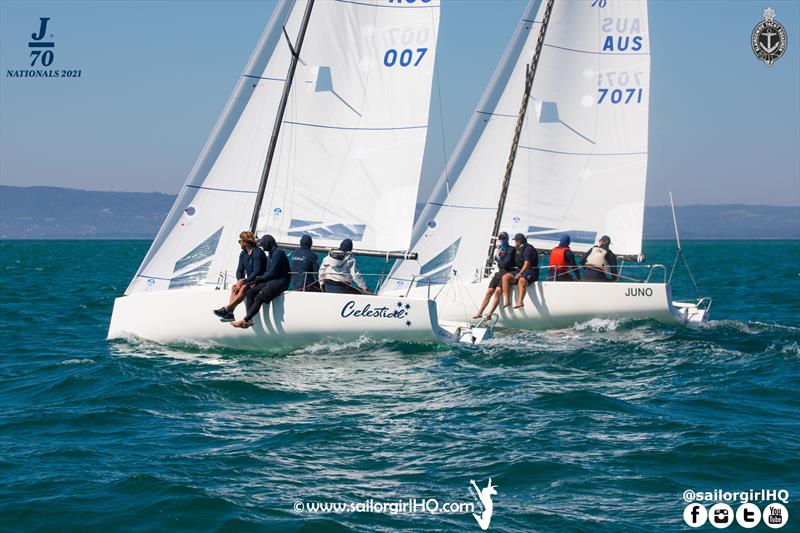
[231,235,291,329]
[213,231,266,322]
[473,231,516,318]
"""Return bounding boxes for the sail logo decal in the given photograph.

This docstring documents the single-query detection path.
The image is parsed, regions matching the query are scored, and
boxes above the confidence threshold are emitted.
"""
[526,227,596,245]
[419,238,461,285]
[340,301,413,327]
[752,7,787,67]
[288,219,366,241]
[169,227,223,289]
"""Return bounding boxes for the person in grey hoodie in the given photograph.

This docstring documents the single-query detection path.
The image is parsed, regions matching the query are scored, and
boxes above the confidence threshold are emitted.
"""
[319,239,369,294]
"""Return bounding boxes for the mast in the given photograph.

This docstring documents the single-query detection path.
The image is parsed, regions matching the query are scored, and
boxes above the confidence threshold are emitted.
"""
[483,0,555,275]
[249,0,315,233]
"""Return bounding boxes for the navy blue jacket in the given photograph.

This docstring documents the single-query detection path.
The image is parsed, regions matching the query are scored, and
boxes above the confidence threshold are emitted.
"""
[254,247,291,285]
[290,248,319,290]
[496,245,516,273]
[236,247,267,283]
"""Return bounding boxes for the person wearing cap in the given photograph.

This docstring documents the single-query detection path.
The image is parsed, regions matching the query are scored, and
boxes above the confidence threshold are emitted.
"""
[213,231,266,322]
[501,233,539,309]
[290,234,320,291]
[582,235,618,282]
[318,238,369,294]
[231,234,291,328]
[548,234,579,282]
[473,231,516,318]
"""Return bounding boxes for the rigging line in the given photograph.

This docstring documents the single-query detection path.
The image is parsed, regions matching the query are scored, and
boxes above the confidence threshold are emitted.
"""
[431,5,450,197]
[484,0,556,276]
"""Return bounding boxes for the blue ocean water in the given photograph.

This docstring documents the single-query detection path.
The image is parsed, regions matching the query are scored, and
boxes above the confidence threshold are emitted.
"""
[1,240,798,532]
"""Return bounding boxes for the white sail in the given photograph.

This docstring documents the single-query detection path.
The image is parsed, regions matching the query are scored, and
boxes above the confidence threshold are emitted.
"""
[385,0,650,292]
[257,0,440,251]
[502,0,650,255]
[127,0,439,295]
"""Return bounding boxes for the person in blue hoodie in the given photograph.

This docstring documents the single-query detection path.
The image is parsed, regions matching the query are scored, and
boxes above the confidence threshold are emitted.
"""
[473,232,516,318]
[213,231,266,322]
[231,234,291,329]
[290,234,320,291]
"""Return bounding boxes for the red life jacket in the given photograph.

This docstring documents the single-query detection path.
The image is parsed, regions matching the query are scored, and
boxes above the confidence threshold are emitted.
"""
[550,246,570,279]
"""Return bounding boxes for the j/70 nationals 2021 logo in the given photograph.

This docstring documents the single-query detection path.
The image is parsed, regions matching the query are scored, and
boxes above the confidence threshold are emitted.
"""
[751,7,788,67]
[6,17,83,79]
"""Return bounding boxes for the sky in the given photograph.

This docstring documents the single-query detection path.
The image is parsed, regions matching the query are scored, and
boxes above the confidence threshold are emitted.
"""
[0,0,798,207]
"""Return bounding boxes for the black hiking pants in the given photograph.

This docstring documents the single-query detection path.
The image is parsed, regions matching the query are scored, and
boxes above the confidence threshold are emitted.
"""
[244,279,289,321]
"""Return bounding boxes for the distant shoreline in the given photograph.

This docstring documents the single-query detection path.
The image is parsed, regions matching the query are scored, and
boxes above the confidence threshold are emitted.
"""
[1,185,798,240]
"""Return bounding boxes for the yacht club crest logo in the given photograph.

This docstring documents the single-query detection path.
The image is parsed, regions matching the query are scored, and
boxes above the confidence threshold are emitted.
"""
[751,7,787,67]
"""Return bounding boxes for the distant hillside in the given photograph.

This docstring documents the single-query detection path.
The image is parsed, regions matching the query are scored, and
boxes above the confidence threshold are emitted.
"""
[0,186,174,239]
[1,185,798,239]
[645,204,799,239]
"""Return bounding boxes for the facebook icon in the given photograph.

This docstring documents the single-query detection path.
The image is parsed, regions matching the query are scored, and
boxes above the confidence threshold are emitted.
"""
[684,503,708,527]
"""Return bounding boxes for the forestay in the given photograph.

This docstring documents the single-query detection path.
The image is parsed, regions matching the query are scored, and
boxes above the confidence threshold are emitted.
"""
[126,0,439,296]
[384,0,649,292]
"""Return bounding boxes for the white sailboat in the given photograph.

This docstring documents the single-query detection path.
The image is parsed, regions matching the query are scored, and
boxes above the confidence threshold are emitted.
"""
[380,0,710,329]
[108,0,488,349]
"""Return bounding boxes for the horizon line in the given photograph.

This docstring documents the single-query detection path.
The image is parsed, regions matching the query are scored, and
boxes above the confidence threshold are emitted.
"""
[1,184,799,209]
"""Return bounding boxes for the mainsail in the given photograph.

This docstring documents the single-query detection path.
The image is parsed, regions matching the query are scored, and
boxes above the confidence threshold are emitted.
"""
[127,0,440,295]
[385,0,650,290]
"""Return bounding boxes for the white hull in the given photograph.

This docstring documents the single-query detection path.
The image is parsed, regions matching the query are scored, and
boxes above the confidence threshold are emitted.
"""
[108,289,451,351]
[384,276,708,330]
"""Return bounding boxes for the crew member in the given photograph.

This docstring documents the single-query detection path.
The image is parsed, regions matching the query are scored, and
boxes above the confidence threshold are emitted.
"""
[501,233,538,309]
[290,234,320,291]
[231,234,291,328]
[213,231,266,322]
[582,235,618,282]
[473,232,516,318]
[319,239,369,294]
[548,234,578,281]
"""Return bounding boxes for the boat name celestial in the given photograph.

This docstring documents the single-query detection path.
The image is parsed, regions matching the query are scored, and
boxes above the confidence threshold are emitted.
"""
[340,301,408,320]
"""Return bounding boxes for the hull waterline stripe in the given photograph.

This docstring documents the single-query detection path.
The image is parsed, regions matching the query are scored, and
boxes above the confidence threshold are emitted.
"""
[519,145,647,156]
[521,19,543,24]
[283,120,427,131]
[544,43,649,56]
[185,184,258,194]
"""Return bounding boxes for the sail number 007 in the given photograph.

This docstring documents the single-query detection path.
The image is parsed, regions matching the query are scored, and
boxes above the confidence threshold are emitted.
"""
[384,48,428,67]
[598,88,643,104]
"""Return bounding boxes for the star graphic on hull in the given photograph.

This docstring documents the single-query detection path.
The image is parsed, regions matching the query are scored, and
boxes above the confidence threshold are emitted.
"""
[396,301,403,308]
[405,320,412,327]
[404,303,411,310]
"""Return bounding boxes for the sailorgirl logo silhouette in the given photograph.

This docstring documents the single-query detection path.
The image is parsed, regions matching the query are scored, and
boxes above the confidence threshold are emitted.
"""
[470,478,497,530]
